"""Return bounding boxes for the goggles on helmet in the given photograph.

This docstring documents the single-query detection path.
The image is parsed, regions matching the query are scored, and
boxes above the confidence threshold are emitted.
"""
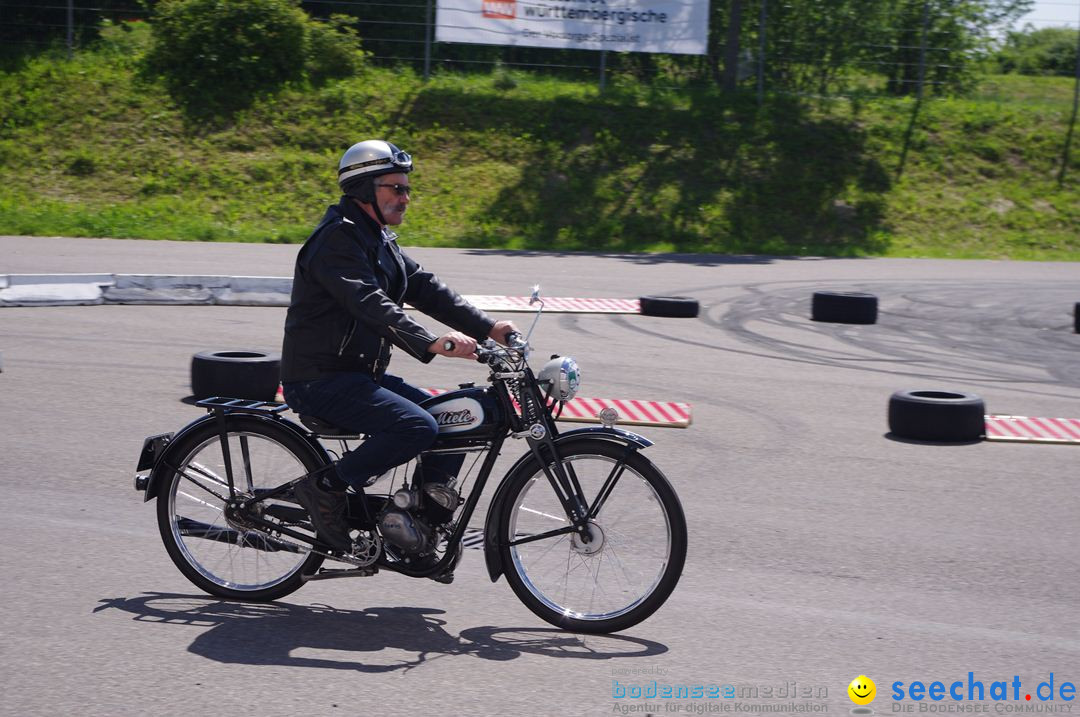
[338,149,412,178]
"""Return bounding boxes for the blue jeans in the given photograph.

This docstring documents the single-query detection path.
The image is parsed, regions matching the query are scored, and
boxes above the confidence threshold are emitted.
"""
[282,373,463,491]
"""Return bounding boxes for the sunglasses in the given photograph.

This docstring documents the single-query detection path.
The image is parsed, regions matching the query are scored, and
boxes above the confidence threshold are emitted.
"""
[376,183,413,197]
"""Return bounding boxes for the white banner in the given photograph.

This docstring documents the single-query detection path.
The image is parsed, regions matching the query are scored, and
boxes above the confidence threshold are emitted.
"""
[436,1,710,56]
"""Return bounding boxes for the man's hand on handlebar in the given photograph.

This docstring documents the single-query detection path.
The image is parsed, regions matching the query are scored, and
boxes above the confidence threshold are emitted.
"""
[489,320,520,347]
[429,331,478,360]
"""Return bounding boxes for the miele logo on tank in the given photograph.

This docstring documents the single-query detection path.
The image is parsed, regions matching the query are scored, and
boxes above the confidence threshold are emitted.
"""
[430,397,484,433]
[483,0,515,19]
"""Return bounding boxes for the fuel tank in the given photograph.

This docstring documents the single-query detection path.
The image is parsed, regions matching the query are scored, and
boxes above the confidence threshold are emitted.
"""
[421,385,505,446]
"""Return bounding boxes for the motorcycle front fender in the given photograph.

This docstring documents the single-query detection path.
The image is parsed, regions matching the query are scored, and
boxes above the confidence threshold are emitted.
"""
[482,426,653,582]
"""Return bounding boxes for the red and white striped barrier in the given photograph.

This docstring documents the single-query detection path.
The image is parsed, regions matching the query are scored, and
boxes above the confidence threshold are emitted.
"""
[984,415,1080,444]
[460,295,640,314]
[555,396,692,428]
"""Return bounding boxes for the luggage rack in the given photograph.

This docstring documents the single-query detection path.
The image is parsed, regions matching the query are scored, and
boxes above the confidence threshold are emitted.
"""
[195,396,289,416]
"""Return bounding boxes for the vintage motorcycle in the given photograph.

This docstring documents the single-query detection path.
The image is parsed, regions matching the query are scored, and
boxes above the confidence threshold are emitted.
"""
[133,288,687,633]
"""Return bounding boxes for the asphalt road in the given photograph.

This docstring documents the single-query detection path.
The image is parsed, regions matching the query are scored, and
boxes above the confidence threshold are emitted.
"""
[2,235,1079,716]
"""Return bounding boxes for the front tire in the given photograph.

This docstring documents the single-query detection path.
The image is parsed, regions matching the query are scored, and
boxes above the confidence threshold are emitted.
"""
[497,439,687,633]
[155,415,325,601]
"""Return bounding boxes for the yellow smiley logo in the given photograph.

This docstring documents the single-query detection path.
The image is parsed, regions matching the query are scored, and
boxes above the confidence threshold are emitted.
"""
[848,675,876,705]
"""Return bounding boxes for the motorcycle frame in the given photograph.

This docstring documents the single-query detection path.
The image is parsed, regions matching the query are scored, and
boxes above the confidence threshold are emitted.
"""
[142,361,651,582]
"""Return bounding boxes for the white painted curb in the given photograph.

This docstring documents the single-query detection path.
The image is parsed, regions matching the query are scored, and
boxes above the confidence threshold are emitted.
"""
[0,274,643,314]
[8,273,115,286]
[0,282,105,305]
[0,274,292,307]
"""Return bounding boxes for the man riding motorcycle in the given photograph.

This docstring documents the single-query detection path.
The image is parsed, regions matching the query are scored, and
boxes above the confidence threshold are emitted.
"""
[280,140,517,573]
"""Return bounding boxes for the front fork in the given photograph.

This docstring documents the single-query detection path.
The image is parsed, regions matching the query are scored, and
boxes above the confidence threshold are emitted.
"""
[520,421,634,545]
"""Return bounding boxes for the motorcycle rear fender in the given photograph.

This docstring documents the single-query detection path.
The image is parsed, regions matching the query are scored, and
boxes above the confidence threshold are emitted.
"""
[138,413,331,503]
[482,426,652,582]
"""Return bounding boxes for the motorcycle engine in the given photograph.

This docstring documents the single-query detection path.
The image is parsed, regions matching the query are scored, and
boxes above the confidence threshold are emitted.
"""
[377,484,461,555]
[422,483,459,526]
[378,507,432,554]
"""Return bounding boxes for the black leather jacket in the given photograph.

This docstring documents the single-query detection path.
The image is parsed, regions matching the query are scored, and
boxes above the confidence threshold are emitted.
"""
[281,197,494,383]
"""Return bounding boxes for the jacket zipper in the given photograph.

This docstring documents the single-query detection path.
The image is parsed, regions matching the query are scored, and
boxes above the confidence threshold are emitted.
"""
[337,319,357,356]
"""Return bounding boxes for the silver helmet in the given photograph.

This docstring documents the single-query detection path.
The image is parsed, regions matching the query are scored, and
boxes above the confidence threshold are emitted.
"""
[337,140,412,190]
[538,356,581,402]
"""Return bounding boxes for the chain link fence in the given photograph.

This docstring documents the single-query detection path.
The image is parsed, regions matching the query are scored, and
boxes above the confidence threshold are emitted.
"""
[2,1,1078,180]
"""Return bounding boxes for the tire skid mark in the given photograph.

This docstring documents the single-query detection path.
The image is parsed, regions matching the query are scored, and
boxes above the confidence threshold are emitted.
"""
[691,280,1080,397]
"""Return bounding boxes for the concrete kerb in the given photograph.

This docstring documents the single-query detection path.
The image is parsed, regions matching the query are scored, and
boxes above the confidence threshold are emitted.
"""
[0,274,293,307]
[212,276,293,306]
[0,274,651,312]
[0,273,115,305]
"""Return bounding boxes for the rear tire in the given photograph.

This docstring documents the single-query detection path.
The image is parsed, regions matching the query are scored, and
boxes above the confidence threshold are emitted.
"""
[155,415,325,601]
[497,439,687,633]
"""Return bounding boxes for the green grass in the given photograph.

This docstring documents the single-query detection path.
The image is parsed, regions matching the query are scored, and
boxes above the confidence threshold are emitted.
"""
[1,26,1078,260]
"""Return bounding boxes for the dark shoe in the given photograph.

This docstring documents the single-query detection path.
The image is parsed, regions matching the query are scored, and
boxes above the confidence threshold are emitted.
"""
[293,476,353,553]
[411,544,461,584]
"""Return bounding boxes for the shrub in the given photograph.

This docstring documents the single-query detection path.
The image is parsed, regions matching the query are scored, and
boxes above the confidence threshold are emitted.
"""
[97,19,154,65]
[997,27,1080,77]
[492,60,518,91]
[146,0,316,116]
[305,14,367,84]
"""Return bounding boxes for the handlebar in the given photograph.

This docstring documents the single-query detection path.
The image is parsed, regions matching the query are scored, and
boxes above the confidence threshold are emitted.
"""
[443,331,527,361]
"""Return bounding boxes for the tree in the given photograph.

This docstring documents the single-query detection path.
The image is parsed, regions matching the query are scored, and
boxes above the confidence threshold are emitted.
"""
[876,0,1033,96]
[998,25,1080,76]
[761,0,892,94]
[722,0,745,91]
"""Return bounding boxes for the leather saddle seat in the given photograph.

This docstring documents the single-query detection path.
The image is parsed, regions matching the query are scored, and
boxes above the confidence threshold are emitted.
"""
[298,414,363,439]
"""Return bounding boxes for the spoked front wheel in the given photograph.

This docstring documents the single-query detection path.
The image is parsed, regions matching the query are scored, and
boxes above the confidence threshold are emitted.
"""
[497,439,687,633]
[155,415,326,601]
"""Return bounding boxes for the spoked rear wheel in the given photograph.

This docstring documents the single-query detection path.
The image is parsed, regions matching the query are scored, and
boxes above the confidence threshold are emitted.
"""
[498,439,687,633]
[155,415,325,601]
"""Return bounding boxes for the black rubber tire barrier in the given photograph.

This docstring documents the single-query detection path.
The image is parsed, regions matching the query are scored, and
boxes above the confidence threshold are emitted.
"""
[190,349,281,401]
[639,295,700,318]
[811,291,878,324]
[887,389,986,442]
[812,291,876,323]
